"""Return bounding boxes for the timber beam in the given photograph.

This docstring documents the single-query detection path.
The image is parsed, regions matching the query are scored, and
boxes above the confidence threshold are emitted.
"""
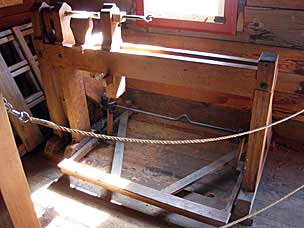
[59,158,231,226]
[36,41,257,98]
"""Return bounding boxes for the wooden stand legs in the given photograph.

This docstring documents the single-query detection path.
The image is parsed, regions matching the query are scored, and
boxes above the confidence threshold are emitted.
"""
[102,74,126,135]
[39,61,68,137]
[58,68,91,142]
[233,53,279,222]
[39,61,92,158]
[39,60,70,158]
[0,93,40,228]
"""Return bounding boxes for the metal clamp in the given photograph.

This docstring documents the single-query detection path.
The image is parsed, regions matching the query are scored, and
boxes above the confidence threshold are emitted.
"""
[11,110,31,123]
[64,10,153,23]
[2,97,31,123]
[18,111,31,123]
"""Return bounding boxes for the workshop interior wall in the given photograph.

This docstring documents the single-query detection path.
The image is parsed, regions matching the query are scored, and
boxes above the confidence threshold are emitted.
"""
[0,0,34,30]
[106,0,304,144]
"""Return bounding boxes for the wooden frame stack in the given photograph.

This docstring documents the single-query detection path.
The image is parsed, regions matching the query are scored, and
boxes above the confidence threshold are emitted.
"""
[0,23,44,154]
[32,2,278,226]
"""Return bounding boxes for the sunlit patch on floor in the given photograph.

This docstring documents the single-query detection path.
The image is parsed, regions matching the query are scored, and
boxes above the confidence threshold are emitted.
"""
[32,186,109,228]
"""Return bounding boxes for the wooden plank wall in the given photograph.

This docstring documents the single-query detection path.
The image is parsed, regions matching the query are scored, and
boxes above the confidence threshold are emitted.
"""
[100,0,304,143]
[0,0,23,8]
[0,0,47,30]
[0,0,33,30]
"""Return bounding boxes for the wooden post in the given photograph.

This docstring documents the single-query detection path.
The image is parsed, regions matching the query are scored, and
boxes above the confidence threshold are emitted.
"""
[242,53,278,192]
[100,3,122,51]
[102,74,126,134]
[106,109,114,135]
[232,53,278,223]
[58,68,91,141]
[35,39,70,158]
[39,60,68,137]
[0,93,40,228]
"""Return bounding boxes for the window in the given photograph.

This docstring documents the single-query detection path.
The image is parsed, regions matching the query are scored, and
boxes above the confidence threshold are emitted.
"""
[136,0,238,35]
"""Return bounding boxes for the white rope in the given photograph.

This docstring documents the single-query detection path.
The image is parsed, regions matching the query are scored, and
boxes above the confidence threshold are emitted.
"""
[29,108,304,145]
[3,97,304,227]
[221,184,304,228]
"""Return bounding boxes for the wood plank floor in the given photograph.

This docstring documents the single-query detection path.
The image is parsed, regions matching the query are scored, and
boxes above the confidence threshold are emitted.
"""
[15,117,304,228]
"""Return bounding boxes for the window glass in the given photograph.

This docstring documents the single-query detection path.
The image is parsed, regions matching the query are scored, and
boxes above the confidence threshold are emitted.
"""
[143,0,225,23]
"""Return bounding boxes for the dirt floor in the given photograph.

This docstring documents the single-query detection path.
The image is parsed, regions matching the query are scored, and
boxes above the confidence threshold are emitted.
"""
[17,113,304,228]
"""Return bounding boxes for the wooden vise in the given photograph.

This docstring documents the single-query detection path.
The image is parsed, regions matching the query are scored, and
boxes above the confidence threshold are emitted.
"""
[32,2,279,226]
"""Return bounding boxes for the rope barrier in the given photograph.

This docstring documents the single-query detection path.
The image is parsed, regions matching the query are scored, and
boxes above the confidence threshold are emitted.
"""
[29,108,304,145]
[3,97,304,145]
[23,111,304,227]
[2,97,304,227]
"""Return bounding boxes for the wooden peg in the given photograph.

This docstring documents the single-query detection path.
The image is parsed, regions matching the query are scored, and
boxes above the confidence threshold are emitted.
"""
[100,3,123,51]
[59,2,75,45]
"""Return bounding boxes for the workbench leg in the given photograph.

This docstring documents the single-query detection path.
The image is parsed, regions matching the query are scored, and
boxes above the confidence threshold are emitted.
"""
[0,94,40,228]
[59,68,91,142]
[103,75,126,135]
[39,62,68,136]
[107,110,114,135]
[39,61,70,158]
[233,53,278,221]
[242,53,278,192]
[242,90,273,191]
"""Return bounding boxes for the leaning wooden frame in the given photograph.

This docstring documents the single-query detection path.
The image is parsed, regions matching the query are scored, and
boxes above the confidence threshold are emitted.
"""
[32,2,279,226]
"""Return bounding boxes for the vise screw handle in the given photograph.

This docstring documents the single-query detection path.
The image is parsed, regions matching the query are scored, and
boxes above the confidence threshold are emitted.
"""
[122,14,153,23]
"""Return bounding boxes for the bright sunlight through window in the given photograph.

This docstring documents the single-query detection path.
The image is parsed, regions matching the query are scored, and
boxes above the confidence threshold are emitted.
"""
[143,0,225,22]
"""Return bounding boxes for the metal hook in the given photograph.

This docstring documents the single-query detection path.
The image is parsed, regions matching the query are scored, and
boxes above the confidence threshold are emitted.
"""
[122,14,153,23]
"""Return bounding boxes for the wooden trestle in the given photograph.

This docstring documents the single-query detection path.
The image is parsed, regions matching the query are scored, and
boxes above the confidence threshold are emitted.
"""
[32,2,278,226]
